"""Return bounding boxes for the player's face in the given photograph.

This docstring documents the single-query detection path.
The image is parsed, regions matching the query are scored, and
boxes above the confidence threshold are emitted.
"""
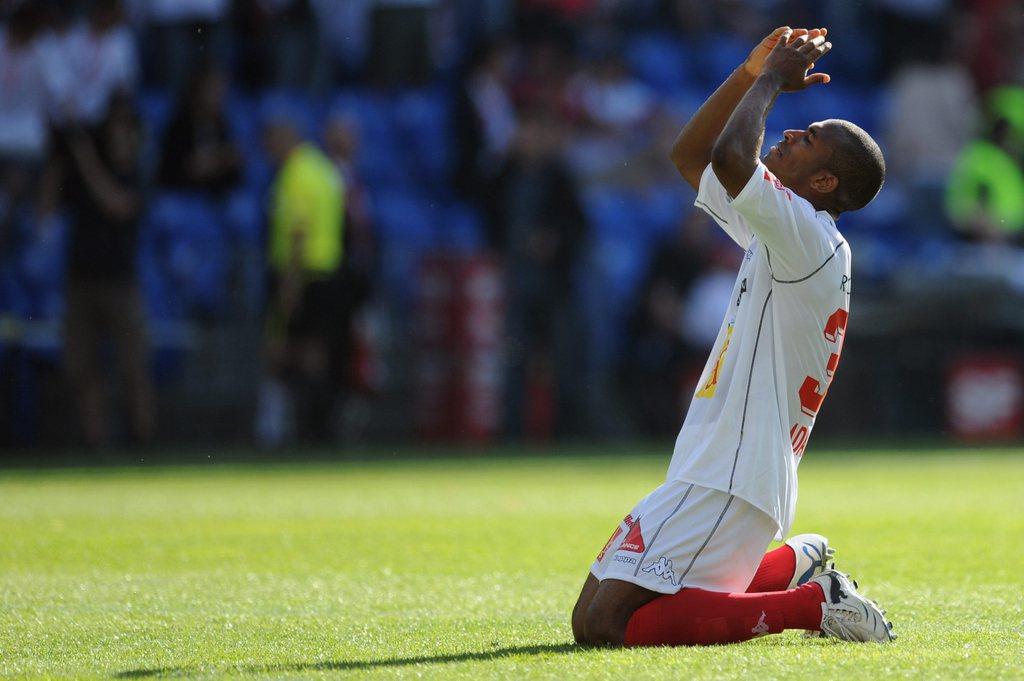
[762,122,833,186]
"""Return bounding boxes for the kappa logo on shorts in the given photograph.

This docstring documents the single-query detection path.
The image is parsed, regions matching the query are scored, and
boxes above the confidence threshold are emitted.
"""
[618,520,645,553]
[751,611,769,636]
[613,555,638,565]
[641,556,681,588]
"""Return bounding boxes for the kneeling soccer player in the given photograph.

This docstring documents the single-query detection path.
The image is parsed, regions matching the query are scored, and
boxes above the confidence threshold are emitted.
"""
[572,26,895,647]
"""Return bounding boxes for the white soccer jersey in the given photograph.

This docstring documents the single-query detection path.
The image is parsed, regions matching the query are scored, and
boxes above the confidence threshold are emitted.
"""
[667,162,852,537]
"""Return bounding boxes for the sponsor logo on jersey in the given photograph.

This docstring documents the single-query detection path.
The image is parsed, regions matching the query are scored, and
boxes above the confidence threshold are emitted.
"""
[696,324,734,399]
[618,520,645,553]
[641,556,681,587]
[763,169,793,201]
[613,555,638,565]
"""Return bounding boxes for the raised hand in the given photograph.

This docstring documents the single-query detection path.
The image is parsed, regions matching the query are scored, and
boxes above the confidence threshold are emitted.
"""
[744,26,826,78]
[762,29,832,92]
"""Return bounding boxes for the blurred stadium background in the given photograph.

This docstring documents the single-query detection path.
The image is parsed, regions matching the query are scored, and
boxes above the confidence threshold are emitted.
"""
[1,0,1023,456]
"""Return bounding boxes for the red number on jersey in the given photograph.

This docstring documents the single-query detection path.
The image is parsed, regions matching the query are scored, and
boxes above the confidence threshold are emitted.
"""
[798,308,849,418]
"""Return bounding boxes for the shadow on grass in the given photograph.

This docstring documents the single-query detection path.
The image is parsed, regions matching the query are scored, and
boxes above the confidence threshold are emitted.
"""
[115,643,579,678]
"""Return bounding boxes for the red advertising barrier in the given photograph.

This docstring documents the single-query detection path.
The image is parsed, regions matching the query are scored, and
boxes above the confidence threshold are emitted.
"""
[946,355,1023,441]
[413,255,504,442]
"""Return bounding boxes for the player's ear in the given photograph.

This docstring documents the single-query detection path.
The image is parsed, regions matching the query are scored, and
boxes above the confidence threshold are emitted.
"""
[810,170,838,195]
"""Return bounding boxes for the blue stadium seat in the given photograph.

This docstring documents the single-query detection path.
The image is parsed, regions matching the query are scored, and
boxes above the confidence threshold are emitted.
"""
[437,201,484,251]
[583,187,644,241]
[222,188,264,246]
[331,90,396,142]
[694,34,750,89]
[766,85,884,136]
[625,32,696,95]
[394,88,454,187]
[640,184,688,238]
[580,187,660,357]
[331,90,411,188]
[372,190,438,246]
[136,89,173,137]
[226,93,275,192]
[221,189,266,314]
[17,216,67,326]
[258,89,325,142]
[142,193,231,318]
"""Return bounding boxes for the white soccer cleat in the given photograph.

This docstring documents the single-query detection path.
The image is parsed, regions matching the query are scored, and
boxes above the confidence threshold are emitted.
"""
[785,533,835,588]
[809,570,896,643]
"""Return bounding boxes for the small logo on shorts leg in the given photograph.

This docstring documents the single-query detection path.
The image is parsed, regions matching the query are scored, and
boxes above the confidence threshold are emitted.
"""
[641,556,681,587]
[751,611,769,636]
[619,520,645,553]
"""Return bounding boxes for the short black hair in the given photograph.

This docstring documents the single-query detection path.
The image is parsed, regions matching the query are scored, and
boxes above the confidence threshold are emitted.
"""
[822,120,885,213]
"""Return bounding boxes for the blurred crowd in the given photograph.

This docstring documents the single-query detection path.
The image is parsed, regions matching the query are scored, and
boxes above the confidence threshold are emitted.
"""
[1,0,1022,447]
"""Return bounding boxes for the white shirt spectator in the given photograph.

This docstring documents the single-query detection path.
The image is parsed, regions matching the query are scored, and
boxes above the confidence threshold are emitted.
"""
[680,268,737,349]
[129,0,230,24]
[58,23,139,125]
[578,66,656,131]
[885,62,977,184]
[468,72,516,169]
[0,29,66,159]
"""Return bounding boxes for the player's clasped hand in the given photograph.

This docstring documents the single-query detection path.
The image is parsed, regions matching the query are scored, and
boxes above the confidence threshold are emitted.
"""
[762,29,832,92]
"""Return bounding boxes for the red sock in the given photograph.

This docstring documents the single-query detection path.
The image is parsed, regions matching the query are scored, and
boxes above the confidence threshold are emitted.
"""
[746,544,796,593]
[623,583,824,647]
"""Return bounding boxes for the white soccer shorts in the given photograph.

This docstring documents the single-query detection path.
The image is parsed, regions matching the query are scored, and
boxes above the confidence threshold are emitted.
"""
[590,481,777,594]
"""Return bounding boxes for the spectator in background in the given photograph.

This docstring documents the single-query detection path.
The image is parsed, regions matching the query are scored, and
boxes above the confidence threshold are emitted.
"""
[58,0,139,126]
[324,114,379,410]
[946,86,1024,242]
[310,0,373,82]
[488,109,588,439]
[324,114,374,279]
[50,94,155,447]
[0,3,62,237]
[619,211,715,435]
[367,0,437,87]
[512,31,576,119]
[453,37,517,203]
[158,63,242,196]
[873,0,953,79]
[128,0,230,90]
[884,18,976,234]
[576,53,656,134]
[256,112,346,445]
[964,0,1024,93]
[234,0,321,90]
[566,51,659,182]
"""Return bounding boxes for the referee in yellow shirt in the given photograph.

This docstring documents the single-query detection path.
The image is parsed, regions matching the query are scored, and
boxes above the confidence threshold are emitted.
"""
[258,111,347,444]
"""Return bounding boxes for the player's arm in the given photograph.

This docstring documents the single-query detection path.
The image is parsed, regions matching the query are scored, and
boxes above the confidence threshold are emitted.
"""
[670,26,817,190]
[711,30,831,197]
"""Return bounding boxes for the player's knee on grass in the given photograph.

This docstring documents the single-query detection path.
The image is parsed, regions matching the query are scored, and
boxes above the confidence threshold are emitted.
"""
[582,579,659,647]
[572,574,600,644]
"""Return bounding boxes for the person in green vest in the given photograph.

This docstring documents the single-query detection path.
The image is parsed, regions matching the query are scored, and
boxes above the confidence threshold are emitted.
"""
[256,110,347,445]
[946,86,1024,240]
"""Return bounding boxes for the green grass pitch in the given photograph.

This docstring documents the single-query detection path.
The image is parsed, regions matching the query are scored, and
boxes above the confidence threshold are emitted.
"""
[2,447,1023,679]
